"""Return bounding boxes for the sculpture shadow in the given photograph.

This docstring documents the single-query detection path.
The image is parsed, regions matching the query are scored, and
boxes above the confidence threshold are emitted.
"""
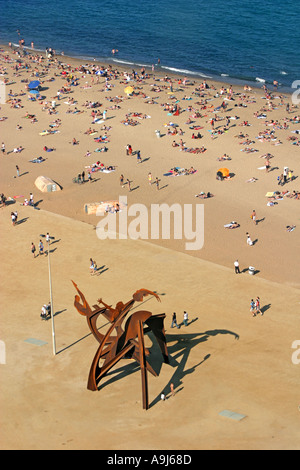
[149,328,239,408]
[98,328,239,408]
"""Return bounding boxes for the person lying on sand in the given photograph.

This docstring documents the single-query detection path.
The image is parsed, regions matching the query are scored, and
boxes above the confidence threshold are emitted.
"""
[224,221,240,229]
[195,192,214,198]
[286,225,296,232]
[84,127,97,135]
[217,154,231,161]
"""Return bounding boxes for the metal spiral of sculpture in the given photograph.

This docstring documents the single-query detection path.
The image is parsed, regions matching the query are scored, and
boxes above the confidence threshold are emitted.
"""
[72,281,169,409]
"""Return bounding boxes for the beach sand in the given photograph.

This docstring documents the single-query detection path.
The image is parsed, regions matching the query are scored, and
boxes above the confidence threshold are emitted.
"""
[0,46,299,450]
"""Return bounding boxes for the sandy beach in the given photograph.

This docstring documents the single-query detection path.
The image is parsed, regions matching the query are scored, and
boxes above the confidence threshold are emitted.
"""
[0,45,299,450]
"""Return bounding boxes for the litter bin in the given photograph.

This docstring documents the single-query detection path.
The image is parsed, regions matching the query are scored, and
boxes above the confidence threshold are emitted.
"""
[155,130,161,138]
[248,266,255,275]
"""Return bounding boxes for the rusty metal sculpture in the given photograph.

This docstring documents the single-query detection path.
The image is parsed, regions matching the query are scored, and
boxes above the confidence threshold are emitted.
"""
[72,281,169,409]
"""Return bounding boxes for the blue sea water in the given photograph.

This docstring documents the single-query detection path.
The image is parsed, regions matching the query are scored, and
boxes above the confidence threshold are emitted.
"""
[0,0,299,91]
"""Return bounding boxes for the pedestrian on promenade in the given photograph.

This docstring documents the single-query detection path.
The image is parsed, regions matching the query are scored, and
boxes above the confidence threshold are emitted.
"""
[39,239,44,255]
[255,297,263,315]
[250,299,256,317]
[171,312,179,328]
[234,259,240,274]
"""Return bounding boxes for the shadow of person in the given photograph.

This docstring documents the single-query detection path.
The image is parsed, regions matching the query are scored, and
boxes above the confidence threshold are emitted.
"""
[15,217,29,225]
[261,303,271,314]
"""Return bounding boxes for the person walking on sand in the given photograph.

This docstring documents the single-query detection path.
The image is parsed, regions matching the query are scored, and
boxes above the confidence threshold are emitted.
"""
[39,239,44,255]
[251,209,257,225]
[1,142,5,154]
[255,296,263,315]
[31,242,37,258]
[171,312,179,328]
[11,211,18,226]
[148,172,152,185]
[183,311,188,326]
[234,259,240,274]
[89,258,97,275]
[278,174,284,186]
[170,382,175,397]
[127,178,131,191]
[155,177,160,190]
[16,165,20,177]
[120,174,124,187]
[250,299,256,317]
[246,232,253,246]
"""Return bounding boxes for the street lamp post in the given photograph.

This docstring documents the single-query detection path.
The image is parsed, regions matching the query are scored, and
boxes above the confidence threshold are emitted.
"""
[40,233,56,355]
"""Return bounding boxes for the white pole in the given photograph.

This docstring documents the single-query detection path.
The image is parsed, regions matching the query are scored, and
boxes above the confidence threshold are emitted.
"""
[47,238,56,355]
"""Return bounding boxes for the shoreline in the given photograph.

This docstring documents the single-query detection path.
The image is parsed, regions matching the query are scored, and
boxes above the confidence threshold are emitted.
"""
[1,42,295,95]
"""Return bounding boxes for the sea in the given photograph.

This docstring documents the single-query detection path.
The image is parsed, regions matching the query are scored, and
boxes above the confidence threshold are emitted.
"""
[0,0,299,93]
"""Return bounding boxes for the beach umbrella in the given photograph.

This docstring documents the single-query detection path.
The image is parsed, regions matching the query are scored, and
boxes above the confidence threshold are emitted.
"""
[29,89,39,94]
[218,168,229,177]
[28,80,40,89]
[124,86,134,96]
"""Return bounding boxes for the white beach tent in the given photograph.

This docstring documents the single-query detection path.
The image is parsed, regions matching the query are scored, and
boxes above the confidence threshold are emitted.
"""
[35,176,62,192]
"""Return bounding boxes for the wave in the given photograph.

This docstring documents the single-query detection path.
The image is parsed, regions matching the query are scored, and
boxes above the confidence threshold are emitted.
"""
[255,77,266,83]
[161,65,212,79]
[112,58,149,68]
